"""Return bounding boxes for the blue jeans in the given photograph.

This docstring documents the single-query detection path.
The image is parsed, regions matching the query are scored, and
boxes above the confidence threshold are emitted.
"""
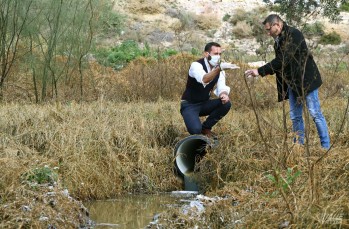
[180,99,231,134]
[288,87,330,149]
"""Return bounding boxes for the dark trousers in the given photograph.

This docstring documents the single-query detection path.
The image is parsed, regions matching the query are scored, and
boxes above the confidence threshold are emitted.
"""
[180,99,231,135]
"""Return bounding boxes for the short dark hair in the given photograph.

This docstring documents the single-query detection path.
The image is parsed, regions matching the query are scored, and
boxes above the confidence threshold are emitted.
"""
[204,42,221,52]
[263,14,283,25]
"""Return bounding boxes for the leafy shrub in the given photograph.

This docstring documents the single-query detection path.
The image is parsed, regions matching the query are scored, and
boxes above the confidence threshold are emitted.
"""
[266,168,301,195]
[158,48,178,58]
[22,166,58,185]
[229,8,248,25]
[302,21,325,37]
[98,3,126,35]
[107,40,150,69]
[92,47,111,66]
[223,13,231,22]
[191,47,200,56]
[94,40,180,70]
[319,31,342,45]
[340,2,349,12]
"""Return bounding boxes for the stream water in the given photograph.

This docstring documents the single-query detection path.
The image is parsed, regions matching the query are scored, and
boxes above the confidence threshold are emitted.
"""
[84,192,196,228]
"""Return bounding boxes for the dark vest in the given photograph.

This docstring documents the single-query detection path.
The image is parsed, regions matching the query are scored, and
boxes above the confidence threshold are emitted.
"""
[181,58,220,103]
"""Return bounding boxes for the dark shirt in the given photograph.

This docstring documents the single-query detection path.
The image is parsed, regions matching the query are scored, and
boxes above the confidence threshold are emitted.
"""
[258,23,322,101]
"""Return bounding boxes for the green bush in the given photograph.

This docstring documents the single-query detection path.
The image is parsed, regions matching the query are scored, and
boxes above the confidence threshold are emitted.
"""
[98,2,126,35]
[94,40,180,70]
[223,13,231,22]
[319,31,342,45]
[158,48,178,58]
[302,21,325,37]
[22,166,58,185]
[229,8,248,25]
[340,2,349,12]
[191,47,200,56]
[107,40,150,69]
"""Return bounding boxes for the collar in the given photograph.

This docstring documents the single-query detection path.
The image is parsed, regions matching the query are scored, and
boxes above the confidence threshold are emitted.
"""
[279,22,288,38]
[204,57,213,72]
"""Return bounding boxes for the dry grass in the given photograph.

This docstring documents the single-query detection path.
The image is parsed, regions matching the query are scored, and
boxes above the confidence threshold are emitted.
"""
[0,50,349,227]
[0,95,348,227]
[0,101,186,227]
[193,13,221,30]
[151,100,349,228]
[126,0,164,15]
[0,156,91,228]
[232,21,254,39]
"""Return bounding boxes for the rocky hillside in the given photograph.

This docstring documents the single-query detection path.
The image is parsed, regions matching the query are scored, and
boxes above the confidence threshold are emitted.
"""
[111,0,349,55]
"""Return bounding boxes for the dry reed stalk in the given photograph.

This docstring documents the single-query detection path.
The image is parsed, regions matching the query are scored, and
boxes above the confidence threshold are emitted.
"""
[0,96,348,227]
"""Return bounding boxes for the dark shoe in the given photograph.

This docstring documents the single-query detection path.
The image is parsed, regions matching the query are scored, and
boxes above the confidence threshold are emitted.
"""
[201,129,217,138]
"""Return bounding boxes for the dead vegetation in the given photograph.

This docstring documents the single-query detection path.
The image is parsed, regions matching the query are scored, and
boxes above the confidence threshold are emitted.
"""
[0,33,348,228]
[0,91,348,227]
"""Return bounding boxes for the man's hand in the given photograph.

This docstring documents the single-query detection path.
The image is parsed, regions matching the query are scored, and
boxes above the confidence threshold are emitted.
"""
[219,93,230,104]
[220,62,240,70]
[244,69,259,78]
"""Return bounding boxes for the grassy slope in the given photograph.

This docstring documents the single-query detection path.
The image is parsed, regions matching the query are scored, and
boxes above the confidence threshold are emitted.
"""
[0,96,348,227]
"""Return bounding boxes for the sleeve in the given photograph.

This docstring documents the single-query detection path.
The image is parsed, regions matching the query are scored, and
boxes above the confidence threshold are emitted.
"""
[257,57,282,77]
[257,46,284,77]
[188,62,209,87]
[213,71,230,96]
[257,28,304,77]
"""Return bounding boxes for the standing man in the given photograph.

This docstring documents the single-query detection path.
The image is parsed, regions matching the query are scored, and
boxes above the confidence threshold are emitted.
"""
[245,14,330,149]
[180,42,239,138]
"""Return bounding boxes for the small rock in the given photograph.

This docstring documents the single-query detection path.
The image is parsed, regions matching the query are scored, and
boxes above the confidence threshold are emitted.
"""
[46,192,56,196]
[279,220,290,228]
[62,189,69,197]
[22,205,31,212]
[39,216,49,221]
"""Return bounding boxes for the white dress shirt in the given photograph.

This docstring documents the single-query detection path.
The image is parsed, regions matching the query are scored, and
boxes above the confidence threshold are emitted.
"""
[188,58,230,97]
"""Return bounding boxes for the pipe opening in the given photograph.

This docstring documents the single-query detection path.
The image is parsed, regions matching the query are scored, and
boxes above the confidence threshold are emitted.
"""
[174,135,211,176]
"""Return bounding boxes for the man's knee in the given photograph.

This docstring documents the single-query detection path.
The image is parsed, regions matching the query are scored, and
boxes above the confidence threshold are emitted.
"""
[308,108,323,120]
[290,110,302,121]
[221,101,232,114]
[187,126,202,135]
[224,101,232,110]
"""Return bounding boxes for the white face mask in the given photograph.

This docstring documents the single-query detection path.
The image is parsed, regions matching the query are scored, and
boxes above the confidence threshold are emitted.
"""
[208,55,221,67]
